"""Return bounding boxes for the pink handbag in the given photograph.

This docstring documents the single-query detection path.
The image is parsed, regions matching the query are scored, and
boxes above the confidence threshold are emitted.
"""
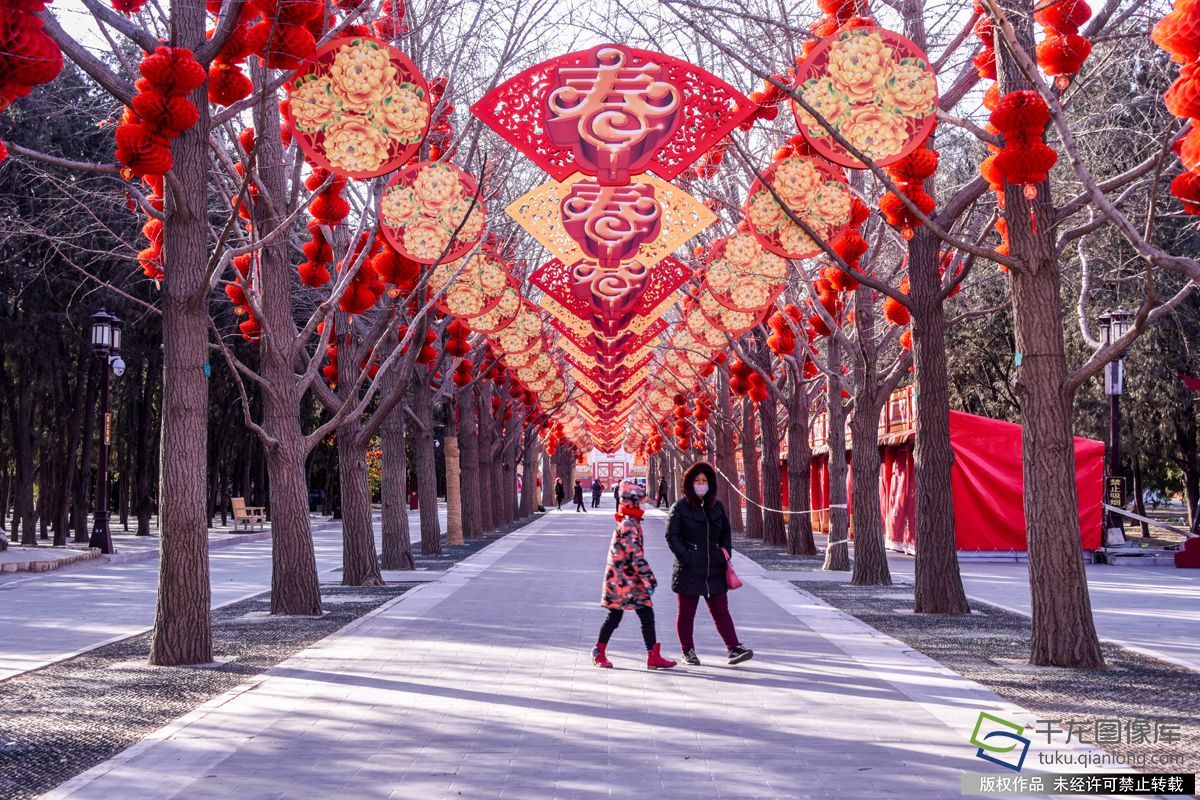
[722,548,743,590]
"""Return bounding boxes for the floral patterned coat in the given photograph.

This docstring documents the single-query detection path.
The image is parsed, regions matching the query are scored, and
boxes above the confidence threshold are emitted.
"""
[601,514,657,610]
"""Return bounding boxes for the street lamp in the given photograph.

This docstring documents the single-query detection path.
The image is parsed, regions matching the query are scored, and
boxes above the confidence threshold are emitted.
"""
[89,311,125,555]
[1098,306,1134,546]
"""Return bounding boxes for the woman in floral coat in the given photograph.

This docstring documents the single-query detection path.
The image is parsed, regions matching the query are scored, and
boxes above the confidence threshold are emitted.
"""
[592,481,677,670]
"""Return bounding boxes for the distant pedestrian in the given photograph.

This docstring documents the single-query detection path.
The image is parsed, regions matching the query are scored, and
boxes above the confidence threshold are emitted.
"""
[592,480,676,671]
[613,483,620,507]
[656,476,668,508]
[666,461,753,666]
[573,480,586,512]
[591,478,603,508]
[555,478,564,511]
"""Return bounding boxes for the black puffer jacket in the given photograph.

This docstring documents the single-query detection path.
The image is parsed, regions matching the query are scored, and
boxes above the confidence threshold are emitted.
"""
[665,498,732,596]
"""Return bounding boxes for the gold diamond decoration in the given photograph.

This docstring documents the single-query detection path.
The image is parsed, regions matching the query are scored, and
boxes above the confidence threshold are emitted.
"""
[507,172,716,267]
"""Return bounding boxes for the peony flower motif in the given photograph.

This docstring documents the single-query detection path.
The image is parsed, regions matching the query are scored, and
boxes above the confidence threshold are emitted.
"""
[706,259,736,291]
[444,198,485,242]
[756,251,788,280]
[779,221,819,255]
[377,84,429,142]
[795,77,849,137]
[446,286,484,316]
[827,29,895,104]
[883,61,937,117]
[412,163,465,214]
[839,106,910,162]
[730,281,770,310]
[746,191,785,230]
[329,40,398,112]
[723,232,762,268]
[479,259,508,293]
[323,116,392,174]
[812,182,852,227]
[404,218,454,261]
[290,76,340,133]
[428,258,460,291]
[772,157,824,206]
[381,185,420,228]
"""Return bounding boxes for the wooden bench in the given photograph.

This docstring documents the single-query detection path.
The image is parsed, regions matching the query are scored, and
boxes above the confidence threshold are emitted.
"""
[231,497,266,531]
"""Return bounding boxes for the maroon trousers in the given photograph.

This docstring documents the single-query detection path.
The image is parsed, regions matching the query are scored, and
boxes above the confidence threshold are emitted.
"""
[676,593,740,652]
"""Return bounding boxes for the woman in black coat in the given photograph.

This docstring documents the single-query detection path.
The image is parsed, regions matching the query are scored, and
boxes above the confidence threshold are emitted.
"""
[572,480,587,512]
[665,461,753,666]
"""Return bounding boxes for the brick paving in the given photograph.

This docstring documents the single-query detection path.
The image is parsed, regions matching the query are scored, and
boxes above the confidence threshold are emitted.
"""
[41,509,1129,800]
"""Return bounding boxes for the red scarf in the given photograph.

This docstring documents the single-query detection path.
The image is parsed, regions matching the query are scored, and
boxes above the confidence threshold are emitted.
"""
[615,502,644,521]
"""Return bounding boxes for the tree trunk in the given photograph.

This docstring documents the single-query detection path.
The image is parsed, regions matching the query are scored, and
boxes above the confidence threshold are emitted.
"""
[457,385,483,538]
[786,364,817,555]
[136,349,159,537]
[55,346,89,547]
[412,370,442,554]
[444,434,464,545]
[758,385,786,546]
[849,286,892,586]
[1176,414,1199,527]
[477,384,497,533]
[1131,452,1150,538]
[520,429,538,517]
[1009,249,1104,666]
[741,398,763,539]
[823,335,850,571]
[849,400,891,586]
[337,425,383,585]
[999,0,1104,668]
[717,372,742,532]
[73,357,98,544]
[541,451,554,507]
[251,86,323,615]
[149,26,214,664]
[908,229,970,612]
[379,374,414,570]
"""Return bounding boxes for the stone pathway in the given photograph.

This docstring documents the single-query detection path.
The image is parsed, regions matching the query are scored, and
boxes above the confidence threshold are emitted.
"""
[0,507,445,681]
[43,509,1118,800]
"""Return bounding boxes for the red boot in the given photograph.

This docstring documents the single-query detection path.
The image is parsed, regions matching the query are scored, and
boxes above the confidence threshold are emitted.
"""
[646,643,677,670]
[592,643,613,668]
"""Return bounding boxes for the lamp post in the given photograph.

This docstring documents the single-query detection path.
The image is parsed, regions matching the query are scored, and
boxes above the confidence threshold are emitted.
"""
[1098,306,1133,546]
[89,311,125,554]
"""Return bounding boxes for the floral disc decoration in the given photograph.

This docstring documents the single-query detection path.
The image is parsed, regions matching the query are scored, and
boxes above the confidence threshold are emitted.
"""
[743,156,852,258]
[287,37,430,179]
[426,252,508,319]
[703,233,788,314]
[791,27,938,170]
[380,161,486,264]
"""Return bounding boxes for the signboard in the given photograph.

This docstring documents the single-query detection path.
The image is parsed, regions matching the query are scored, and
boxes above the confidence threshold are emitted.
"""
[1106,476,1126,508]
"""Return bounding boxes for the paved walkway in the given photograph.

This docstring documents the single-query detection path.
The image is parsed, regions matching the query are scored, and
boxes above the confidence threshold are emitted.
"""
[0,507,445,681]
[45,509,1114,799]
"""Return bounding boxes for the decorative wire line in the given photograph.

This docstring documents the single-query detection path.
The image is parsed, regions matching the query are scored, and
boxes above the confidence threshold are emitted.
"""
[702,460,848,518]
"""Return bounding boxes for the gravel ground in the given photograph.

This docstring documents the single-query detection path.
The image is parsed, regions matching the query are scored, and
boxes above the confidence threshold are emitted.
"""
[732,530,825,570]
[798,581,1200,776]
[730,536,1200,777]
[0,517,534,800]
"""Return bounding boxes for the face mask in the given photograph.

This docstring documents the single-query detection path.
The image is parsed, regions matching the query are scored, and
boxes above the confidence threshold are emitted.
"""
[694,483,709,497]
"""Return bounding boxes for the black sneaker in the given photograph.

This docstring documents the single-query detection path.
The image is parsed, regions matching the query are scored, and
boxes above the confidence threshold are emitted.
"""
[727,645,754,665]
[681,649,701,666]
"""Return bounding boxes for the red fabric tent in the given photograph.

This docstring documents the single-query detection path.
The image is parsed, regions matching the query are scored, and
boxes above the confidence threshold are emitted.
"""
[808,409,1104,552]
